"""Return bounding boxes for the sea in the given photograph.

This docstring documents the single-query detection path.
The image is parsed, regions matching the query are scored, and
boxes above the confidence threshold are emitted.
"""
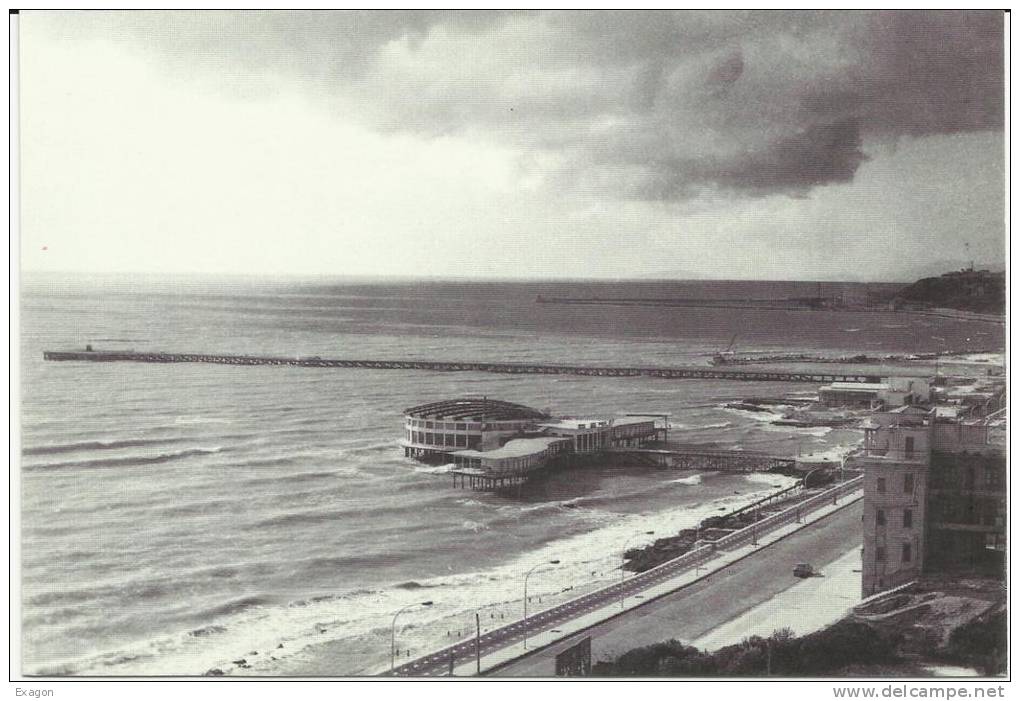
[17,274,1004,676]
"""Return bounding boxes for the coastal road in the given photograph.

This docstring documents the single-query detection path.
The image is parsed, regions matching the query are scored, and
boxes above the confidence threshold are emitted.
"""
[390,487,861,676]
[491,500,863,676]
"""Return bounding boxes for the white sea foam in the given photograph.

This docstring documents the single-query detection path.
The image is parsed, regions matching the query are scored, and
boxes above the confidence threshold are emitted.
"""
[760,424,833,438]
[723,406,783,423]
[66,477,796,676]
[669,474,703,486]
[693,421,733,430]
[792,443,862,464]
[413,463,456,475]
[744,473,799,487]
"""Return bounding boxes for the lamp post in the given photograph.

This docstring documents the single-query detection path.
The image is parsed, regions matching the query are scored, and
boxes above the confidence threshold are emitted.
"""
[391,600,433,673]
[523,559,560,649]
[620,531,655,608]
[694,524,703,575]
[475,611,481,674]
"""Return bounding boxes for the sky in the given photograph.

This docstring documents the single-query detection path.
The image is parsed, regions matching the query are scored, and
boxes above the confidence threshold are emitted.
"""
[18,10,1006,281]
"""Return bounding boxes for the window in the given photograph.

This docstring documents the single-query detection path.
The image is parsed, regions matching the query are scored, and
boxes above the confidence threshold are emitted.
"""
[456,434,467,447]
[876,509,886,526]
[876,546,886,562]
[901,543,912,563]
[877,477,886,494]
[903,509,913,528]
[904,436,915,457]
[986,468,1002,488]
[903,473,914,494]
[456,423,467,431]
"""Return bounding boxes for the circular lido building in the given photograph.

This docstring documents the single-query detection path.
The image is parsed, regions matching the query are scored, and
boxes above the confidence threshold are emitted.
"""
[402,398,551,461]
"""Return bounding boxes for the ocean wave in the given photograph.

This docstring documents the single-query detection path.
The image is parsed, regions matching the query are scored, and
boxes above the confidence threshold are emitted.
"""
[239,466,354,486]
[196,595,273,621]
[189,625,227,638]
[23,447,224,472]
[156,498,241,519]
[745,473,800,486]
[454,498,487,508]
[413,463,456,475]
[760,424,833,438]
[248,501,422,530]
[669,474,703,486]
[394,581,434,590]
[22,436,186,456]
[174,415,233,425]
[38,475,810,677]
[692,421,733,430]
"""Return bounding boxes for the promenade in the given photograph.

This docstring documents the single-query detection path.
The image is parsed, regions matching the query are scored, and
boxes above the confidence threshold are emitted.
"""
[385,479,863,676]
[495,503,862,676]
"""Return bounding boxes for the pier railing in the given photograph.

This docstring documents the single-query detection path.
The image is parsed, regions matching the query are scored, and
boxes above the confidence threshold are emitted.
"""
[389,475,864,676]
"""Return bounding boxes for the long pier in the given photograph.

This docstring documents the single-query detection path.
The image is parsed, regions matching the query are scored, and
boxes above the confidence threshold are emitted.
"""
[42,350,889,384]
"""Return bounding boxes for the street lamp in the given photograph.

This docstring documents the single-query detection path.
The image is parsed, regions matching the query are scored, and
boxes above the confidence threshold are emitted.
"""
[620,531,655,608]
[523,559,560,649]
[693,524,703,575]
[391,600,433,673]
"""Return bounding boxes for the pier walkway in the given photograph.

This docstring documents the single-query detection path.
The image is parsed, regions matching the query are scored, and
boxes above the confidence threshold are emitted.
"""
[385,476,863,676]
[447,446,792,493]
[43,349,889,384]
[607,446,795,472]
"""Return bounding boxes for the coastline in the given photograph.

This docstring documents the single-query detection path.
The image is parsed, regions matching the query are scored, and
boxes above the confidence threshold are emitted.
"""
[225,472,804,677]
[492,501,864,676]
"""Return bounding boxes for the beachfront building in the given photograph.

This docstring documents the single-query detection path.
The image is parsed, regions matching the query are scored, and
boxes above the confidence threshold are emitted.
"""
[819,377,931,409]
[402,398,550,461]
[857,407,1006,596]
[537,416,659,453]
[403,398,660,489]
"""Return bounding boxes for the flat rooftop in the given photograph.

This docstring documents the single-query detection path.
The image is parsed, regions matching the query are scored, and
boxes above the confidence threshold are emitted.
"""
[821,383,890,392]
[611,416,657,426]
[537,418,609,430]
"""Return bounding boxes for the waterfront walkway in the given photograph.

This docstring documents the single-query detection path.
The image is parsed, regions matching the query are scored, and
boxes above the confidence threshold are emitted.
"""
[44,349,895,384]
[385,477,863,676]
[494,503,863,676]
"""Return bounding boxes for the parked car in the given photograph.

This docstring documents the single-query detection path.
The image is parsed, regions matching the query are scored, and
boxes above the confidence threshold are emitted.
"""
[793,562,815,578]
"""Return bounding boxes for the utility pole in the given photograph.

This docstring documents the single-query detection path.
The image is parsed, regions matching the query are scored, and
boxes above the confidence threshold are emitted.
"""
[475,612,481,674]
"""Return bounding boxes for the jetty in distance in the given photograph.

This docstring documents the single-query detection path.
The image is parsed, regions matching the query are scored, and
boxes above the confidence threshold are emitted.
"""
[41,348,922,384]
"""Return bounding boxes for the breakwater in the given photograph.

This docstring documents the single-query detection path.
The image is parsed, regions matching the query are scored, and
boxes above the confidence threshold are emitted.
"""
[43,350,891,384]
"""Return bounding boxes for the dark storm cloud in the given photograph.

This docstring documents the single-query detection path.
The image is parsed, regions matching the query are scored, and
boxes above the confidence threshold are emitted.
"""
[33,10,1004,200]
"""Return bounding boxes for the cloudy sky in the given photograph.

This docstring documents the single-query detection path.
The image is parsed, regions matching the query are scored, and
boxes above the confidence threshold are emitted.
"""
[18,10,1005,280]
